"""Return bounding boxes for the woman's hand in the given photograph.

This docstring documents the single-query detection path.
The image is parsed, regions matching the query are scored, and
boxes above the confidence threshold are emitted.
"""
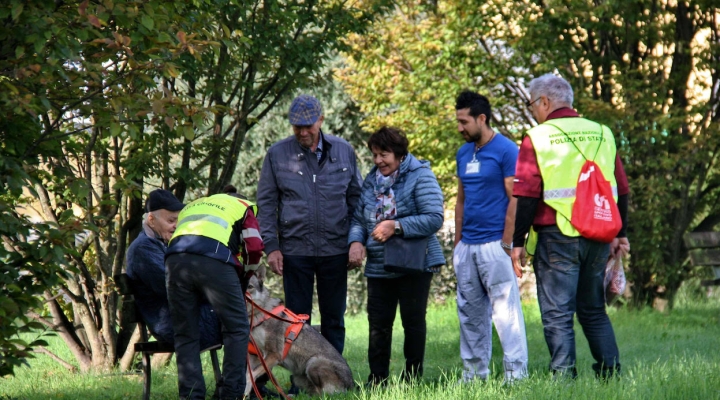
[371,220,396,243]
[348,242,366,270]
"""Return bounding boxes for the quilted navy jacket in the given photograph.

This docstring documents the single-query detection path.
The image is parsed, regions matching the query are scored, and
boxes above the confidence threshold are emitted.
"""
[348,153,445,278]
[127,230,220,348]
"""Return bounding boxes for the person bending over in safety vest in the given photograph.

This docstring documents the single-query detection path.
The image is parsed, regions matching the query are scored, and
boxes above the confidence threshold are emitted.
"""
[165,193,263,400]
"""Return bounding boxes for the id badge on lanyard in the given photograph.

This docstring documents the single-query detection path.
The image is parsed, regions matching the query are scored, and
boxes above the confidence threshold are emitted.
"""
[465,152,480,175]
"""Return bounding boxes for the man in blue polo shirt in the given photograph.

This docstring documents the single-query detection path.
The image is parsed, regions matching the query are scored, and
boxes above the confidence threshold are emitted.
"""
[453,90,528,383]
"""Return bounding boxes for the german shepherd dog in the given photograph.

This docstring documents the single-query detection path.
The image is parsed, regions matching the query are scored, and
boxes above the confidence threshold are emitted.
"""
[244,275,354,396]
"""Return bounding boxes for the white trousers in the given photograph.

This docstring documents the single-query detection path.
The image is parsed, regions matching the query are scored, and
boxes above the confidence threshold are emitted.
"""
[454,240,528,381]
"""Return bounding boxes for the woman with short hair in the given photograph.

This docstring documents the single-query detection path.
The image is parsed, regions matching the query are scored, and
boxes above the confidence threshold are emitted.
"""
[348,126,445,386]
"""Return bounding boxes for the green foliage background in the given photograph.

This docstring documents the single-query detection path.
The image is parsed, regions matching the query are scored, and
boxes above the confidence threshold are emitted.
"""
[0,0,392,375]
[2,0,719,378]
[339,0,720,308]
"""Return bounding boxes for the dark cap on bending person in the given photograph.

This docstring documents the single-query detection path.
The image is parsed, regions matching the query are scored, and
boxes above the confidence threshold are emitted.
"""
[145,189,185,212]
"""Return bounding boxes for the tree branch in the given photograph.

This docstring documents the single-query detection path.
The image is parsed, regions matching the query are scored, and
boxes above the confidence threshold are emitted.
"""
[33,346,78,372]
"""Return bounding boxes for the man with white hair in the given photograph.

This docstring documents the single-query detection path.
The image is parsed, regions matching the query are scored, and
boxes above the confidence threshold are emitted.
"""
[511,73,630,379]
[126,189,220,348]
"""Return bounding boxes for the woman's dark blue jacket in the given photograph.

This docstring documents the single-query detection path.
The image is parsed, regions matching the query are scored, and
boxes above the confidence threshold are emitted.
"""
[348,153,445,278]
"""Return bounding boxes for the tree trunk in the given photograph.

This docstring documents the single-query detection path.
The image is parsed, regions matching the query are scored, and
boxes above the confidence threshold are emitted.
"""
[118,326,141,372]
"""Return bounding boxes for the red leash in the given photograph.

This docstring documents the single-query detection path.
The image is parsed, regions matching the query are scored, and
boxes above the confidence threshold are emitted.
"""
[245,293,309,399]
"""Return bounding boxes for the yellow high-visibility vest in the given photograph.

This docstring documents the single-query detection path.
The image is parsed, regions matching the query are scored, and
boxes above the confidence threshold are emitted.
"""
[171,194,257,246]
[525,117,617,250]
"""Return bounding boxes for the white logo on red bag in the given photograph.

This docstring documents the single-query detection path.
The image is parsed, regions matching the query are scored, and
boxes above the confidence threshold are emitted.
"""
[593,194,612,221]
[594,194,610,210]
[578,165,595,182]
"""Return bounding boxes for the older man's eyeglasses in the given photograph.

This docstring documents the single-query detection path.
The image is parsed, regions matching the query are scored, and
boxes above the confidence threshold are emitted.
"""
[525,97,541,109]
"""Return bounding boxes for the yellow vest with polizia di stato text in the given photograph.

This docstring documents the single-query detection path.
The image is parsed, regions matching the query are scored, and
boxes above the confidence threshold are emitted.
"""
[525,117,618,251]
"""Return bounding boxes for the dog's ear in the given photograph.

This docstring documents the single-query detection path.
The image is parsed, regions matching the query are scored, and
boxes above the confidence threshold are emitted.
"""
[256,264,267,281]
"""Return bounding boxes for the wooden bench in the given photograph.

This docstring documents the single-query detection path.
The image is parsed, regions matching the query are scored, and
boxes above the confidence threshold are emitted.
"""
[683,232,720,286]
[116,273,223,400]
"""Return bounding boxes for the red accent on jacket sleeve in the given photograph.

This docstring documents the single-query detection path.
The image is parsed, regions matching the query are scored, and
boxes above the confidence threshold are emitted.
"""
[615,155,629,196]
[241,209,264,267]
[513,135,543,198]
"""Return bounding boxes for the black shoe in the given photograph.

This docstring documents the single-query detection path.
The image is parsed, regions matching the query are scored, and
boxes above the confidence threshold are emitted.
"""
[249,385,281,399]
[400,367,422,384]
[365,374,388,389]
[595,364,621,382]
[551,366,578,380]
[285,374,301,397]
[287,383,301,396]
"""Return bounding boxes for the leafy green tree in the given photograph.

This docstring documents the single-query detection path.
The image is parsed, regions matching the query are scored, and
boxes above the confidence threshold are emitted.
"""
[231,57,374,200]
[165,0,390,197]
[0,0,210,373]
[338,1,536,193]
[0,154,78,376]
[1,0,390,373]
[340,0,720,308]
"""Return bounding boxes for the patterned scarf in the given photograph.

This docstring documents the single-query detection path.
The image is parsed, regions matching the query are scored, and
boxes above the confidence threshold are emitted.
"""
[374,169,399,221]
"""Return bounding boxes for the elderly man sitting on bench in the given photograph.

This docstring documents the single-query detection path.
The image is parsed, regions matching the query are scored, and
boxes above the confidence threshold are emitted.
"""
[126,189,221,349]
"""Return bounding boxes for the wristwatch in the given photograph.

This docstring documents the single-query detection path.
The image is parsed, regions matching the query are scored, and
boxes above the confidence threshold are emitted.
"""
[394,221,403,236]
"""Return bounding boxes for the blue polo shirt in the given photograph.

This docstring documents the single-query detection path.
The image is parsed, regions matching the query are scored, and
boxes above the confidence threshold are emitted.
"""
[456,134,518,244]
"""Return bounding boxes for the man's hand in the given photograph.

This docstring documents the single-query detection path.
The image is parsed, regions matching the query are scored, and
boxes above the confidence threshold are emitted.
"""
[348,242,366,270]
[371,220,395,243]
[511,247,526,278]
[267,250,284,276]
[611,237,630,259]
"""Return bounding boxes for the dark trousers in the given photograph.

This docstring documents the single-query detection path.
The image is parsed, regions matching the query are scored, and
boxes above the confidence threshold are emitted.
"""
[366,273,433,383]
[166,253,249,399]
[533,226,621,378]
[282,254,348,354]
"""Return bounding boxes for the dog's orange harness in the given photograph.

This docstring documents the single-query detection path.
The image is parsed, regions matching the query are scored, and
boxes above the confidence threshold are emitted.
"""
[244,293,309,400]
[246,302,308,360]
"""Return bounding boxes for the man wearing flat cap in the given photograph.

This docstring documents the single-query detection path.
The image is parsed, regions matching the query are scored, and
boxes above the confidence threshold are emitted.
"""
[126,189,220,349]
[257,94,362,356]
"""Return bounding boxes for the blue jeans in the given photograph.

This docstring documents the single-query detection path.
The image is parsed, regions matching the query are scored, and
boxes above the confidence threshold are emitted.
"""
[533,226,620,378]
[282,254,348,354]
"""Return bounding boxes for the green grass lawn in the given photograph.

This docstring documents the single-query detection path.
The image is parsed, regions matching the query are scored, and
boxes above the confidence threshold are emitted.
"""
[3,292,720,400]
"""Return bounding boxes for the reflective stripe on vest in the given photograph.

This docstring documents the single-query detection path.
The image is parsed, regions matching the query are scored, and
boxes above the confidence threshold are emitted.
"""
[544,186,618,200]
[171,194,257,246]
[527,117,618,239]
[178,214,229,230]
